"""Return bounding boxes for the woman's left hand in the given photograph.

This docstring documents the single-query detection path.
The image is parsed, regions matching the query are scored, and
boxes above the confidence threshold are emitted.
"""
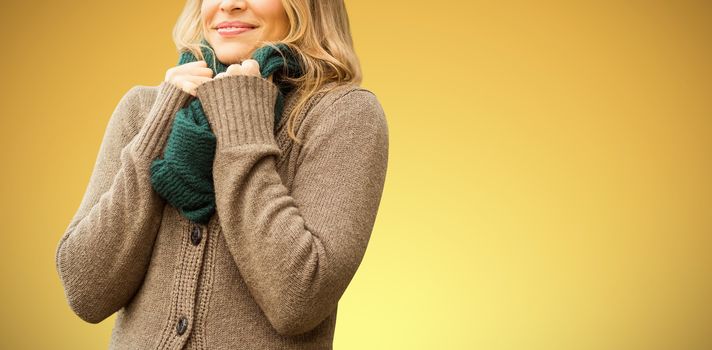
[214,59,273,82]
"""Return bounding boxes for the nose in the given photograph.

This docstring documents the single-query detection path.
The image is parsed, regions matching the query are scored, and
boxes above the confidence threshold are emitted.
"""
[220,0,246,12]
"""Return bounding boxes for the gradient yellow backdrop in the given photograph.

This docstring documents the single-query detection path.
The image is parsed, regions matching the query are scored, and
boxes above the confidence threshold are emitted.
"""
[1,0,710,349]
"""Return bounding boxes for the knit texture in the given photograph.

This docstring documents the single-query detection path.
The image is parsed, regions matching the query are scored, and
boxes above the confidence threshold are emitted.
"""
[55,73,389,349]
[150,39,304,224]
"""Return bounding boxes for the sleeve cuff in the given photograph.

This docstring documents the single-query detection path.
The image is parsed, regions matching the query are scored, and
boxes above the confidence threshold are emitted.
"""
[129,80,192,163]
[195,74,280,149]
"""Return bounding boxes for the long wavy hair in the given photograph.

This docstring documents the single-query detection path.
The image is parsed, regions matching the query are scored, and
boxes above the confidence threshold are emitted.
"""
[172,0,362,145]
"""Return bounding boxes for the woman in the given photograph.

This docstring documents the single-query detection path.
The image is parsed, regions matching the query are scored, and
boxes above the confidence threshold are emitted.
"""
[54,0,388,349]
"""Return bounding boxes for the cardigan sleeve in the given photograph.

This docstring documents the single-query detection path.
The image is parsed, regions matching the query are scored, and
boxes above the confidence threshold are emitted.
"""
[195,75,389,336]
[55,81,191,324]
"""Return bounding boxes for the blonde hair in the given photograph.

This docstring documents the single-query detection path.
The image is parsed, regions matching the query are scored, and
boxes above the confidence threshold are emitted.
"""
[172,0,362,145]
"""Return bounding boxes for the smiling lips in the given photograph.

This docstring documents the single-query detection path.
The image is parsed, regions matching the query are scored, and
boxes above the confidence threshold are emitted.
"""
[215,20,257,37]
[217,26,255,37]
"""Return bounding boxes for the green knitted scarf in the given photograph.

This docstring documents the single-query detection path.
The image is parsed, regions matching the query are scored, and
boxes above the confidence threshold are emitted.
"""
[150,39,304,224]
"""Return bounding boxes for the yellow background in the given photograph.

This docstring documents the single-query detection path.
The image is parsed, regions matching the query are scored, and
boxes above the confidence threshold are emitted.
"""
[1,0,710,349]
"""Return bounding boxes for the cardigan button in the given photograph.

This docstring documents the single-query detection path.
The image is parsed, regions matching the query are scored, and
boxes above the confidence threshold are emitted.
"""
[190,224,202,246]
[176,316,188,335]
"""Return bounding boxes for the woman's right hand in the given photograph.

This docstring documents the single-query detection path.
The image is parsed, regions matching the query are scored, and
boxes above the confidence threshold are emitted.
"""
[164,61,214,96]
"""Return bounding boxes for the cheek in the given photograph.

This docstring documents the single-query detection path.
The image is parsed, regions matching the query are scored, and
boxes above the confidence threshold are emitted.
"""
[255,0,285,14]
[200,1,218,26]
[254,0,288,25]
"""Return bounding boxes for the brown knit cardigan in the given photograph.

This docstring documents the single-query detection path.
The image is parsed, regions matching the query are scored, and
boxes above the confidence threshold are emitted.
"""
[54,74,389,349]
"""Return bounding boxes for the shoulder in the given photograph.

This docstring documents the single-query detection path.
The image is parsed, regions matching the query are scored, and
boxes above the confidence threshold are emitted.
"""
[116,84,156,113]
[301,83,389,141]
[312,83,385,118]
[111,84,161,135]
[294,83,389,173]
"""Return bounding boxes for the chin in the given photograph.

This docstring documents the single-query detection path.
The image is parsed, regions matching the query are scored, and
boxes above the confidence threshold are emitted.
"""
[214,43,254,65]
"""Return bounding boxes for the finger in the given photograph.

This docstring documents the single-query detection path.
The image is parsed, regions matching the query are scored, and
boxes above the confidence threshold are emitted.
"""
[178,61,212,75]
[178,60,208,69]
[226,64,243,76]
[176,61,208,71]
[214,72,227,79]
[184,76,213,85]
[187,67,214,77]
[173,76,211,95]
[181,81,198,96]
[241,59,260,76]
